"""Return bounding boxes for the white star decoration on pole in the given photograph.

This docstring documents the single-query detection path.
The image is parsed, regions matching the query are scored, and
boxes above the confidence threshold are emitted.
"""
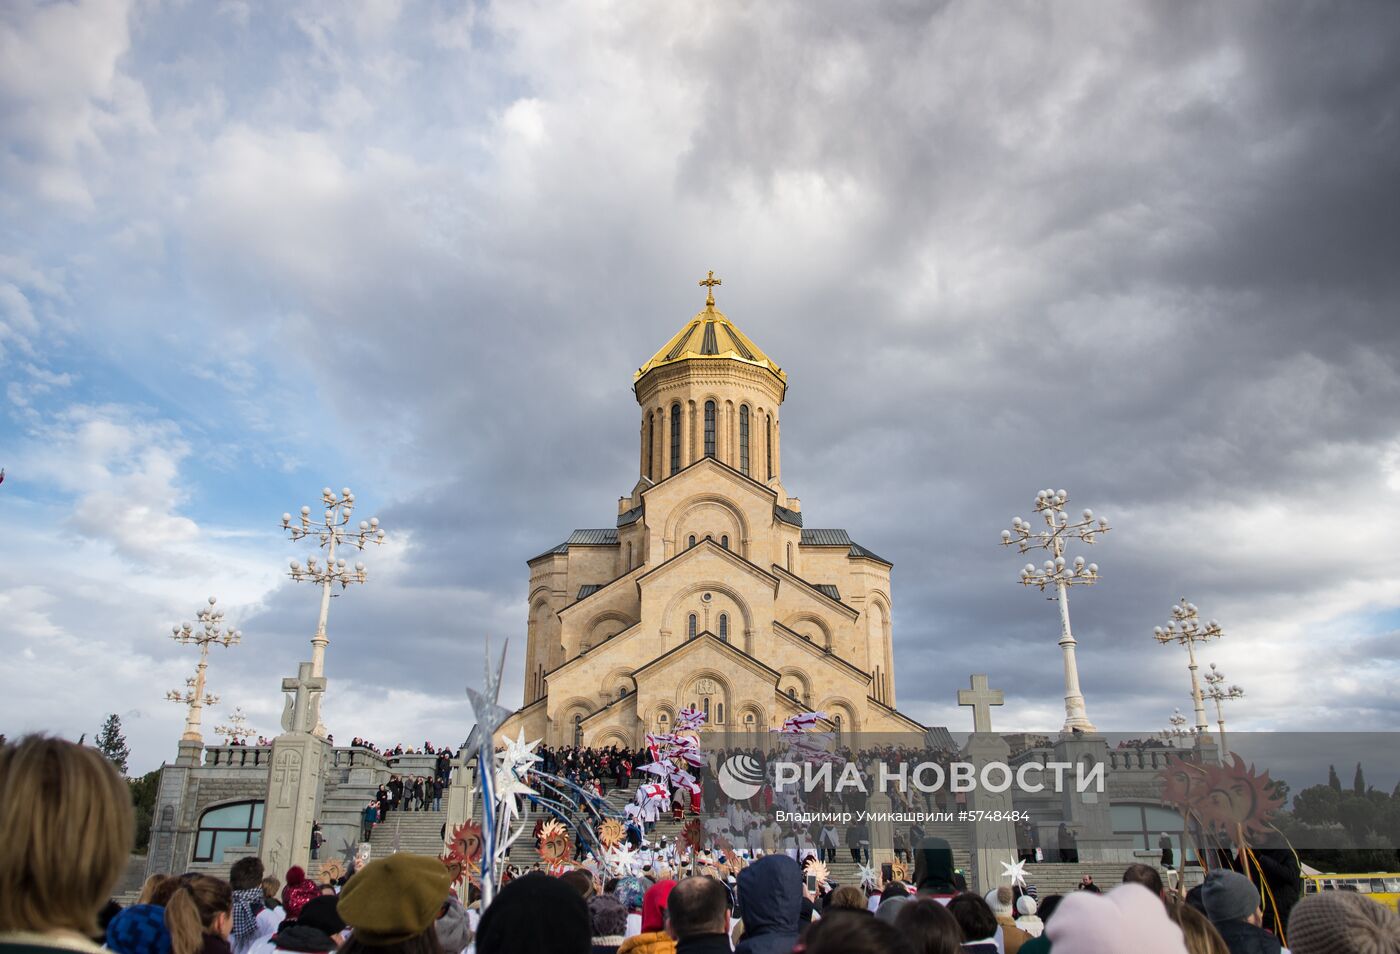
[857,864,879,890]
[1001,858,1029,888]
[499,727,542,772]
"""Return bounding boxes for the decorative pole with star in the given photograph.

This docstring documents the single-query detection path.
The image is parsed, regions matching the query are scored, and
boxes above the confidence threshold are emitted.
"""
[465,638,513,908]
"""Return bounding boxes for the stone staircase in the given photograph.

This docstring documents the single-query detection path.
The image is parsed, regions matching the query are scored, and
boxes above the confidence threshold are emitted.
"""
[367,808,449,859]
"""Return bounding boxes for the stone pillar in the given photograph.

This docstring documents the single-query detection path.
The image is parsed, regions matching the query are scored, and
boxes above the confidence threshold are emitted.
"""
[963,732,1019,895]
[867,789,895,868]
[1052,733,1134,862]
[259,663,329,875]
[443,755,476,853]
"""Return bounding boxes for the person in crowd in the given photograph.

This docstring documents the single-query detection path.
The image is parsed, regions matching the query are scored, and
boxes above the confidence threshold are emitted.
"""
[165,876,234,954]
[475,871,590,954]
[361,802,378,843]
[1160,832,1175,870]
[260,880,281,915]
[891,897,960,954]
[947,894,999,954]
[613,877,648,938]
[229,858,271,954]
[310,824,324,862]
[0,735,135,954]
[912,838,959,901]
[985,885,1031,953]
[1287,890,1400,954]
[1200,870,1280,954]
[733,855,801,954]
[1123,862,1165,900]
[589,896,628,954]
[431,777,444,813]
[1076,874,1100,894]
[106,906,172,954]
[1166,899,1230,954]
[560,870,597,902]
[824,886,869,914]
[254,895,345,954]
[1014,896,1044,938]
[1045,882,1188,954]
[137,876,169,906]
[281,869,320,920]
[432,898,472,954]
[619,880,676,954]
[664,878,730,954]
[801,909,916,954]
[336,854,452,954]
[1057,824,1078,864]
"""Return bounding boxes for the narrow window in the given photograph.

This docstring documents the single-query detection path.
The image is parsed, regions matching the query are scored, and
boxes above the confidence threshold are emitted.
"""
[704,400,716,458]
[644,411,652,480]
[721,535,729,550]
[719,613,728,641]
[739,406,750,474]
[766,416,773,477]
[716,702,725,724]
[834,714,842,738]
[688,534,697,548]
[688,614,697,640]
[670,403,681,475]
[702,697,710,718]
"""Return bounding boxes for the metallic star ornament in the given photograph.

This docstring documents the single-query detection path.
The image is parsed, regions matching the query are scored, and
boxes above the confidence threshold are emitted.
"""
[466,637,513,742]
[498,727,542,772]
[857,864,879,890]
[493,766,536,825]
[1001,858,1029,888]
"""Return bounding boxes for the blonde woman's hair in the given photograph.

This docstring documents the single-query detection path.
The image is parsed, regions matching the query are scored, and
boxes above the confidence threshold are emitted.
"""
[138,873,170,904]
[0,735,134,934]
[1168,897,1230,954]
[165,875,233,954]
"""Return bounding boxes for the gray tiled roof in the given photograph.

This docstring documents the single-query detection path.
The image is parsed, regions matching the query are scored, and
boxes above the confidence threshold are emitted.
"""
[577,584,602,600]
[774,504,804,527]
[814,584,841,602]
[567,529,619,545]
[617,505,644,527]
[527,541,570,563]
[801,529,851,546]
[848,541,892,566]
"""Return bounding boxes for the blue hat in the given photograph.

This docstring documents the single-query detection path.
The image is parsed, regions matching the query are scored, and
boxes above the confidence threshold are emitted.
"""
[107,904,172,954]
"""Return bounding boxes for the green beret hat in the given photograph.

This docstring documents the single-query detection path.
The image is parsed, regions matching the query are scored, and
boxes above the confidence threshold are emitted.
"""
[337,854,452,945]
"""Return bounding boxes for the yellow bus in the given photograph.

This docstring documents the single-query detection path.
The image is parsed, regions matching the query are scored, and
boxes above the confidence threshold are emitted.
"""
[1302,872,1400,913]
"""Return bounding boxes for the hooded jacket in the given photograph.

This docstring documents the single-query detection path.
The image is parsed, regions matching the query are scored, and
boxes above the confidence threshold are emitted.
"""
[618,881,676,954]
[734,855,803,954]
[913,837,958,897]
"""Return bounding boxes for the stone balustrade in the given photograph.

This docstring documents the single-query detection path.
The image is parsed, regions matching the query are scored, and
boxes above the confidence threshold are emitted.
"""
[203,745,271,767]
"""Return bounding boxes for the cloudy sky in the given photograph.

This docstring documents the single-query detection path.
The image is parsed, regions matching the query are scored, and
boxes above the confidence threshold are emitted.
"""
[3,0,1399,778]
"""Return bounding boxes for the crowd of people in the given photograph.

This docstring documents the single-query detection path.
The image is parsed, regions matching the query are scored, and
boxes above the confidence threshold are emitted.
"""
[4,734,1399,954]
[349,740,457,758]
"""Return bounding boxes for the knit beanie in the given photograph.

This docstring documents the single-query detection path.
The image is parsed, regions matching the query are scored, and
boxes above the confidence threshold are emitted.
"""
[641,880,677,933]
[613,876,646,913]
[874,895,911,925]
[434,897,474,954]
[106,904,172,954]
[589,895,628,941]
[296,896,347,936]
[475,873,590,954]
[985,886,1014,916]
[283,866,321,918]
[1047,883,1188,954]
[1200,870,1261,924]
[337,854,452,945]
[1016,896,1038,916]
[1287,891,1400,954]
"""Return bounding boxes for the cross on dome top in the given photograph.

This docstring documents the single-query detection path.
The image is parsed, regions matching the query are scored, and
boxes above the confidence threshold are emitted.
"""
[699,270,722,308]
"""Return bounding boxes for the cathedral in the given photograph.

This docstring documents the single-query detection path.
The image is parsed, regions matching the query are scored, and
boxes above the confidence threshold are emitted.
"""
[503,276,926,747]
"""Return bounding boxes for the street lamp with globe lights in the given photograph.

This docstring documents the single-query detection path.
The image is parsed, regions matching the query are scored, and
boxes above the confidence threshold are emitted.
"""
[1152,600,1223,736]
[166,596,242,744]
[1158,708,1198,746]
[1001,488,1110,733]
[281,486,385,738]
[1203,662,1245,758]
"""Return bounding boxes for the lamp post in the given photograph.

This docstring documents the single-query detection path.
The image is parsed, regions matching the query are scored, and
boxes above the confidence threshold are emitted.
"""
[1152,600,1222,736]
[1158,708,1197,746]
[1203,663,1244,758]
[281,486,385,738]
[1001,488,1110,734]
[215,707,256,746]
[167,596,242,744]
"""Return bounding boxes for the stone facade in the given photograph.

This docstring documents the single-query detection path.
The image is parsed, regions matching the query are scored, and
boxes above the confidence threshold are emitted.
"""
[504,294,919,748]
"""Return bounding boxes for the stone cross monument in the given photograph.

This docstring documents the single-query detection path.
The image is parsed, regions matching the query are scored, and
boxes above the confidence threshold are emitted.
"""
[260,662,329,875]
[957,673,1019,894]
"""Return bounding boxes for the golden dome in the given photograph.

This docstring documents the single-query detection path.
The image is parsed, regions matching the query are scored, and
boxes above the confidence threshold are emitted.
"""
[635,274,786,389]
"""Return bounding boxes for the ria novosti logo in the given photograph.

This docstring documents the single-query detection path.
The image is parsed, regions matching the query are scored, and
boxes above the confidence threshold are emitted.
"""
[718,753,766,800]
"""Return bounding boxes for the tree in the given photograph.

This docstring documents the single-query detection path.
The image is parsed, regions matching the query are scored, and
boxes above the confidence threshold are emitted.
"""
[95,714,130,776]
[129,770,161,852]
[1353,763,1367,796]
[1328,764,1342,793]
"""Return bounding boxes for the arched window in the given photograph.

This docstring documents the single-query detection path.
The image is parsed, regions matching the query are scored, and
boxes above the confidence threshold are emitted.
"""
[721,534,729,550]
[626,542,633,569]
[834,714,842,739]
[702,697,710,718]
[716,702,725,724]
[766,416,773,477]
[744,712,756,728]
[688,534,697,548]
[704,400,716,458]
[787,687,797,699]
[644,411,653,480]
[688,614,697,640]
[786,542,793,570]
[670,403,681,475]
[618,685,629,699]
[719,613,728,642]
[194,801,264,862]
[573,714,583,746]
[739,406,750,474]
[658,711,670,728]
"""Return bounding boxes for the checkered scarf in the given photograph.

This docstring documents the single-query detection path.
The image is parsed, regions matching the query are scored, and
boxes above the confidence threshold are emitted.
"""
[231,887,265,942]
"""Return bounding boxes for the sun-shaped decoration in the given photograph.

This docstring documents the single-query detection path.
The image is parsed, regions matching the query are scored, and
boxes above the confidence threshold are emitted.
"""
[599,818,626,849]
[1157,752,1213,814]
[538,819,572,864]
[1196,754,1285,839]
[680,817,705,852]
[890,861,909,883]
[317,859,345,884]
[449,820,484,866]
[805,858,831,892]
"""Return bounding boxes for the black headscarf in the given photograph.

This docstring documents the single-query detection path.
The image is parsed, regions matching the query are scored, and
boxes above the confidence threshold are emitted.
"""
[913,837,958,895]
[476,873,590,954]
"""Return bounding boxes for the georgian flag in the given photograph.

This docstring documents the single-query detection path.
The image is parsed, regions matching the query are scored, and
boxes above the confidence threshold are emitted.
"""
[676,706,706,732]
[781,711,828,734]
